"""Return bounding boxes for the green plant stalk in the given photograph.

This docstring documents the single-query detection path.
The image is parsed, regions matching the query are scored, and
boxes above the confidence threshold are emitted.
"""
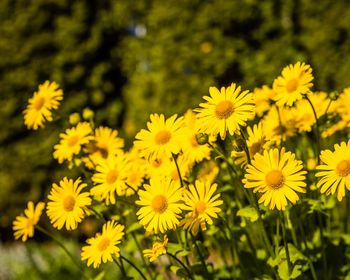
[167,252,195,280]
[176,230,191,267]
[286,209,299,249]
[275,218,280,256]
[280,212,292,275]
[113,256,127,278]
[131,232,154,278]
[191,233,210,276]
[305,95,321,164]
[172,153,184,188]
[120,255,148,280]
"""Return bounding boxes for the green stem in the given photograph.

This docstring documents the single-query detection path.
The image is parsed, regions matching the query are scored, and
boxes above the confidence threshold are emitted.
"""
[191,233,210,276]
[305,95,321,164]
[90,207,106,223]
[324,99,333,115]
[131,232,153,278]
[281,212,292,274]
[113,257,127,278]
[120,255,147,280]
[172,153,184,188]
[167,252,195,280]
[275,218,280,256]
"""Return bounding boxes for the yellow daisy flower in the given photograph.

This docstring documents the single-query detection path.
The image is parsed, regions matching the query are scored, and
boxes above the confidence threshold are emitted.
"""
[23,81,63,130]
[83,126,124,169]
[81,220,125,268]
[253,85,276,117]
[13,201,45,242]
[316,141,350,201]
[163,155,192,184]
[273,62,314,106]
[124,149,147,196]
[231,123,271,167]
[197,160,220,184]
[195,83,255,140]
[47,177,92,230]
[143,236,168,262]
[145,156,171,180]
[91,154,130,204]
[136,177,184,233]
[243,148,307,211]
[53,122,93,164]
[134,114,184,160]
[181,181,223,235]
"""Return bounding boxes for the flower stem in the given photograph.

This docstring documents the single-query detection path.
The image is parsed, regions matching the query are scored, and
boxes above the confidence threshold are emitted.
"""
[305,95,321,164]
[172,153,184,188]
[120,255,148,280]
[167,252,194,280]
[280,212,292,274]
[131,232,154,278]
[190,233,210,277]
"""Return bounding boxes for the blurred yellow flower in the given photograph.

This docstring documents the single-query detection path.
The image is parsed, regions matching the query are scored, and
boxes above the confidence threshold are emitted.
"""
[23,81,63,130]
[195,83,255,140]
[81,220,124,268]
[273,62,313,106]
[47,177,91,230]
[243,148,307,211]
[143,236,168,262]
[316,141,350,201]
[53,122,93,164]
[253,85,276,117]
[13,201,45,242]
[136,177,183,233]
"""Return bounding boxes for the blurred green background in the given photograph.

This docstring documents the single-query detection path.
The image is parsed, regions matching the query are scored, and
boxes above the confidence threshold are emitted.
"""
[1,0,350,277]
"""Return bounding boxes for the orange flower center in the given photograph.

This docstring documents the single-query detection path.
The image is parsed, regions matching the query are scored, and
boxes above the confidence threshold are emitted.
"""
[67,135,80,147]
[33,97,45,110]
[215,100,234,119]
[336,160,350,177]
[195,201,207,215]
[155,130,171,145]
[106,170,119,184]
[26,218,35,230]
[98,238,110,251]
[151,195,168,213]
[286,78,299,93]
[128,172,138,185]
[265,170,284,189]
[63,195,76,211]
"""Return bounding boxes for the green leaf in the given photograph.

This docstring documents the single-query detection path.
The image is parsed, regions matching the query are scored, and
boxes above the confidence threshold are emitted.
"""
[93,271,105,280]
[126,222,143,234]
[237,206,259,222]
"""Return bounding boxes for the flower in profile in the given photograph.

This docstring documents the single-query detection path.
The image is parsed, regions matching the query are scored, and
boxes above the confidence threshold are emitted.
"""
[273,62,313,106]
[24,81,63,130]
[316,141,350,201]
[136,177,184,233]
[47,177,91,230]
[91,154,130,204]
[231,123,271,167]
[143,236,168,262]
[83,126,124,169]
[13,201,45,242]
[81,220,125,268]
[53,122,93,164]
[243,148,307,211]
[195,83,255,140]
[181,181,223,235]
[134,114,184,160]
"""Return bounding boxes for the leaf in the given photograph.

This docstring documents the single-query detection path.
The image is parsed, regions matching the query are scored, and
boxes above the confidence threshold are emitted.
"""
[126,222,143,234]
[237,206,259,222]
[93,271,105,280]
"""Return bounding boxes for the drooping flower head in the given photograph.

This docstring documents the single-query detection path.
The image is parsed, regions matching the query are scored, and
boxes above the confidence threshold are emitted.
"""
[136,177,184,233]
[273,62,313,106]
[47,177,91,230]
[13,201,45,242]
[81,220,125,268]
[243,148,307,211]
[143,236,168,262]
[24,81,63,130]
[195,83,255,140]
[316,141,350,201]
[134,114,184,160]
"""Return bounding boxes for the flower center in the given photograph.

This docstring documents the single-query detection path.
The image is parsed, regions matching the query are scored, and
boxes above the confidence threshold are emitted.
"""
[286,78,299,93]
[336,160,350,177]
[155,130,171,145]
[151,195,168,213]
[265,170,284,189]
[63,195,76,211]
[195,201,207,215]
[98,238,110,251]
[106,169,118,184]
[26,218,35,230]
[215,100,234,119]
[33,97,45,110]
[67,135,80,147]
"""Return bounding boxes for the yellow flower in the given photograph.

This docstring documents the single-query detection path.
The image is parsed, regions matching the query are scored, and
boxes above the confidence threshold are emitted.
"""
[163,155,192,184]
[181,181,223,235]
[316,141,350,201]
[143,236,168,262]
[243,148,307,211]
[124,148,147,196]
[91,154,130,204]
[83,126,124,169]
[47,177,92,230]
[81,220,125,268]
[23,81,63,130]
[195,83,255,140]
[13,201,45,242]
[136,177,184,233]
[253,85,276,117]
[231,123,271,167]
[53,122,93,164]
[145,156,171,180]
[273,62,313,106]
[134,114,184,160]
[197,160,220,184]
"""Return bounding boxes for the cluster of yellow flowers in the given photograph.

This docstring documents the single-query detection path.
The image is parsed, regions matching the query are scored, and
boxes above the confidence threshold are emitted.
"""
[14,62,350,271]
